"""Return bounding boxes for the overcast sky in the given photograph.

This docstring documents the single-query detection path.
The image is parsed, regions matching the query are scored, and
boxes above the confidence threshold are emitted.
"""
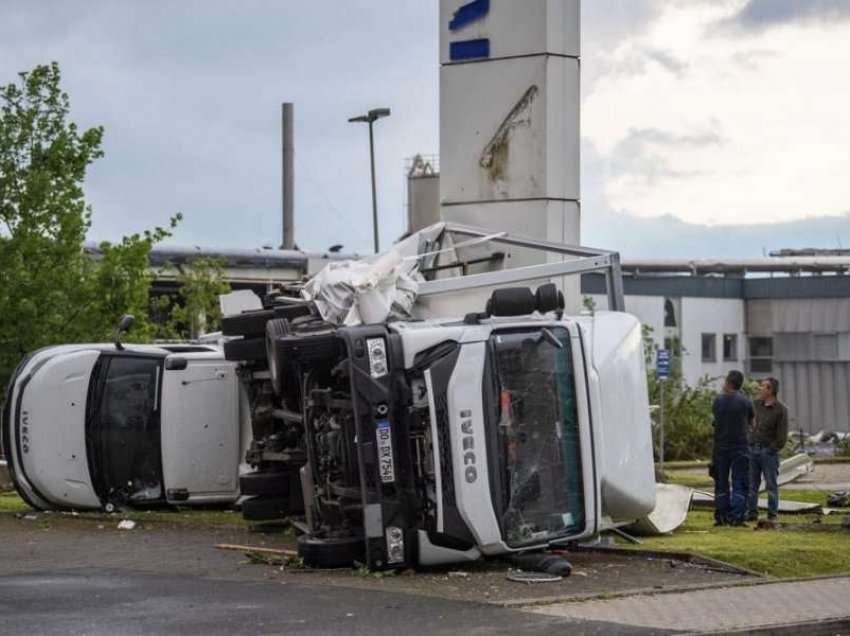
[2,0,849,257]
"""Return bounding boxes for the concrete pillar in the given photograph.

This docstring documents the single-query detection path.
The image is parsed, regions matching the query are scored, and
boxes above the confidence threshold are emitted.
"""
[439,0,581,310]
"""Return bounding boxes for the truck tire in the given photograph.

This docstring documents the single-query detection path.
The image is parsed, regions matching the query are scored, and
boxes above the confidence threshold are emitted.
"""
[297,534,365,569]
[241,495,289,521]
[222,309,274,337]
[223,337,266,362]
[222,304,314,337]
[265,318,291,395]
[240,471,291,497]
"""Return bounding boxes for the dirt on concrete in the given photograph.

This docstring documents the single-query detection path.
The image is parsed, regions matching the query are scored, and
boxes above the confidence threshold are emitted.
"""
[0,511,752,605]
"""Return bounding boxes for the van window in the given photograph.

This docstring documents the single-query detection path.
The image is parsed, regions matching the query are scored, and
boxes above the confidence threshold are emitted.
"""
[88,355,163,504]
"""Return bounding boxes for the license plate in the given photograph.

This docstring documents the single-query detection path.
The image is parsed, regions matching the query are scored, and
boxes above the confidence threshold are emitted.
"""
[367,338,388,378]
[376,420,395,483]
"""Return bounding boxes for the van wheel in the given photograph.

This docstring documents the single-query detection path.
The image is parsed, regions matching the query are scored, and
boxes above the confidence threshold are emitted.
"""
[265,318,290,395]
[297,534,364,569]
[240,471,291,497]
[222,309,275,337]
[223,337,266,362]
[241,496,288,522]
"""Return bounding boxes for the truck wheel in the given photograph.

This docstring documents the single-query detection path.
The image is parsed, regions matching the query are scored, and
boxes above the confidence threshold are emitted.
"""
[240,471,291,497]
[297,534,365,569]
[265,318,291,395]
[222,309,275,337]
[223,337,266,362]
[241,495,288,521]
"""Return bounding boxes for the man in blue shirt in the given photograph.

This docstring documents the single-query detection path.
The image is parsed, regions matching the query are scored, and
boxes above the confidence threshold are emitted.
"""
[711,370,754,526]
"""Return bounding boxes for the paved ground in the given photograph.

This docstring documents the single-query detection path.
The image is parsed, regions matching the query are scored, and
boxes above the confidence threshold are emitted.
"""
[793,462,850,492]
[0,513,747,604]
[528,575,850,634]
[3,509,850,634]
[0,569,668,636]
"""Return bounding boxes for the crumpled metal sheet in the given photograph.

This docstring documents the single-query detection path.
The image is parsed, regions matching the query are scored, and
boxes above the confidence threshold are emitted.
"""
[301,224,447,326]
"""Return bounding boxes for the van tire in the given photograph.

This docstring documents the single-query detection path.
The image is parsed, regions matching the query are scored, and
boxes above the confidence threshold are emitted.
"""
[297,534,364,569]
[241,496,288,522]
[240,471,291,497]
[265,318,291,395]
[223,337,266,362]
[222,310,274,337]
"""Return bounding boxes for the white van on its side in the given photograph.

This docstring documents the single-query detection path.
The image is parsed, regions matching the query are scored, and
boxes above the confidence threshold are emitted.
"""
[2,342,250,511]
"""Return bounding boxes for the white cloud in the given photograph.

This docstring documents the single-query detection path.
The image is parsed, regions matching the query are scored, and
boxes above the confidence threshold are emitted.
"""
[582,0,850,226]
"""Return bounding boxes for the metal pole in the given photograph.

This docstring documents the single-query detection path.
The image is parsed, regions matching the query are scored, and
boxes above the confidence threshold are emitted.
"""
[368,120,379,253]
[282,102,295,250]
[659,380,665,473]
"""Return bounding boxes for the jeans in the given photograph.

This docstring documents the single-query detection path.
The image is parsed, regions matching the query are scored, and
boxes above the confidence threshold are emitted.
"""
[748,446,780,519]
[713,446,749,524]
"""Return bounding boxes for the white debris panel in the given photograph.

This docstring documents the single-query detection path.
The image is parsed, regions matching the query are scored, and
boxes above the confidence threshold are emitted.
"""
[301,224,447,326]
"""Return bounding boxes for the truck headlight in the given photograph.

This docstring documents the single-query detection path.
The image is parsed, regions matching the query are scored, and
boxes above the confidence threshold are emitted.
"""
[385,526,404,564]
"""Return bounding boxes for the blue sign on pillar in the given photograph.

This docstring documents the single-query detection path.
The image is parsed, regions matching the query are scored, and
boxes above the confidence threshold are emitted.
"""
[448,0,491,61]
[656,349,671,381]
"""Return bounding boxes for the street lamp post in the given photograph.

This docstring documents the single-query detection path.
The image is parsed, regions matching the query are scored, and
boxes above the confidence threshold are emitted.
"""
[348,108,390,253]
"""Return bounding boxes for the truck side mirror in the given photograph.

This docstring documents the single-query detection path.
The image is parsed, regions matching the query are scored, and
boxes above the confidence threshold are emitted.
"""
[113,314,135,351]
[165,357,188,371]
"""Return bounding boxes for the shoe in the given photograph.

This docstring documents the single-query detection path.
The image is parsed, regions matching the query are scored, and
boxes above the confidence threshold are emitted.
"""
[746,513,758,522]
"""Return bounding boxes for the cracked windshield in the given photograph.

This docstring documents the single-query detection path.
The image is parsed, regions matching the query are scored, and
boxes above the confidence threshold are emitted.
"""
[492,327,584,547]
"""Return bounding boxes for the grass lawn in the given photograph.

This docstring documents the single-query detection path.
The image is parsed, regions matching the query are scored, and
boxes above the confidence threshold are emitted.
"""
[623,509,850,578]
[0,490,250,528]
[635,469,850,578]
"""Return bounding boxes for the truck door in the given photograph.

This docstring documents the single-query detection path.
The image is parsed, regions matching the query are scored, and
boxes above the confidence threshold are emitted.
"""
[160,356,240,503]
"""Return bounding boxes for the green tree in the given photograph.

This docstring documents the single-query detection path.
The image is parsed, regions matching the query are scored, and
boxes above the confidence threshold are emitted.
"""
[0,62,177,391]
[152,257,231,340]
[643,325,718,461]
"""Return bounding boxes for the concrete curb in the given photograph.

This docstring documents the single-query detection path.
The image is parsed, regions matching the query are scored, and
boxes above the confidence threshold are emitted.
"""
[500,571,850,609]
[691,616,850,636]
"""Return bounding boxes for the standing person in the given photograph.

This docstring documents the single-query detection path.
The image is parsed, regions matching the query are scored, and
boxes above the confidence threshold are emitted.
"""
[747,377,789,523]
[711,370,754,526]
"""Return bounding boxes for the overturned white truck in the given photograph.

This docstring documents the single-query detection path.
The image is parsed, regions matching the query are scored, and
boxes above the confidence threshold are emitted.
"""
[225,224,656,570]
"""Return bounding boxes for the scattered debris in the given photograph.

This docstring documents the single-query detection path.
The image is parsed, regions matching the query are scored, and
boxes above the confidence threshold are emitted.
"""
[214,543,298,558]
[777,453,815,486]
[609,527,642,544]
[627,483,693,536]
[827,491,850,507]
[448,571,470,578]
[510,552,572,577]
[22,513,38,521]
[117,520,136,530]
[506,570,562,584]
[692,492,822,514]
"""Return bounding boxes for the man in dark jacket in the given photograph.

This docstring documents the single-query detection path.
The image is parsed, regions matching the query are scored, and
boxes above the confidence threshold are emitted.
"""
[747,377,789,523]
[712,370,754,526]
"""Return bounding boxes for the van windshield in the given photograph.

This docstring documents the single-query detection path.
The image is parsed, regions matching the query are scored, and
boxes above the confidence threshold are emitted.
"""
[87,355,164,505]
[490,327,585,547]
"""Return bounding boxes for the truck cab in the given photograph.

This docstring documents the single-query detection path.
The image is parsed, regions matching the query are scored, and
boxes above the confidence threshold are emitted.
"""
[2,343,247,511]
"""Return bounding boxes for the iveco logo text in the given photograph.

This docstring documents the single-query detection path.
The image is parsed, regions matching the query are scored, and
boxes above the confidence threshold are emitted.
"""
[459,409,477,483]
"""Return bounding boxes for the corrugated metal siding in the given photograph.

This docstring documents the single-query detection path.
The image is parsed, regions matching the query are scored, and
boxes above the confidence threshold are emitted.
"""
[770,298,850,332]
[776,361,850,433]
[746,299,773,335]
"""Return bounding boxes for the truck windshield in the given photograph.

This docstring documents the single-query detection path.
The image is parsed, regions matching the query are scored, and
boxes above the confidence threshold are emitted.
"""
[87,355,164,505]
[491,327,585,547]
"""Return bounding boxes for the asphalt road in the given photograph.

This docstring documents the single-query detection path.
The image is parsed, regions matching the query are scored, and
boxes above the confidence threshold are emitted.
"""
[0,569,668,636]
